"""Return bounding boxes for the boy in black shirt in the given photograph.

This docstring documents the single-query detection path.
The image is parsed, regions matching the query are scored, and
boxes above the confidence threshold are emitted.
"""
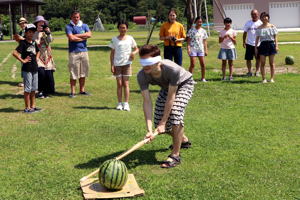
[13,24,41,113]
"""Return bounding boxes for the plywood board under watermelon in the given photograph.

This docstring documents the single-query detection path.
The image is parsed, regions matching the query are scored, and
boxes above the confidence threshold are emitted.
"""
[80,174,145,199]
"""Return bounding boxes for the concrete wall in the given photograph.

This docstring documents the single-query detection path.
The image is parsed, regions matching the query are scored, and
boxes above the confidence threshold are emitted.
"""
[213,0,299,28]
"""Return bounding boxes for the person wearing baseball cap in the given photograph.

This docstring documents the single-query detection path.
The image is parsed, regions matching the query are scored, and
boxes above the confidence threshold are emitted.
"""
[13,23,42,113]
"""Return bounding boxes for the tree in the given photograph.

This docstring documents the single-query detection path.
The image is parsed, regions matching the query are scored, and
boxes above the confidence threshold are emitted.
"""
[184,0,204,30]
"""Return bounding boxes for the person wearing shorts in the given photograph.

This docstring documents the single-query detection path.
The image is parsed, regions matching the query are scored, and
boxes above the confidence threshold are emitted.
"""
[255,12,278,83]
[187,16,208,82]
[218,17,237,81]
[65,11,92,98]
[109,20,138,111]
[243,9,262,76]
[137,44,194,168]
[13,24,41,113]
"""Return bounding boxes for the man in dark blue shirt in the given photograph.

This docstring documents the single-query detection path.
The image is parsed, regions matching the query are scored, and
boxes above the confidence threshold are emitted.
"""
[65,11,92,98]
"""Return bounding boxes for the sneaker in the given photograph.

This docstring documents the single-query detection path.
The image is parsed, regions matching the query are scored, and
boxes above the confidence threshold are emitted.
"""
[254,72,260,77]
[262,79,267,83]
[69,93,76,98]
[221,77,227,81]
[270,79,275,83]
[201,79,207,82]
[32,107,42,112]
[79,91,90,96]
[192,80,198,85]
[37,92,44,99]
[116,102,123,110]
[246,72,253,77]
[229,76,234,81]
[24,108,34,114]
[123,102,130,111]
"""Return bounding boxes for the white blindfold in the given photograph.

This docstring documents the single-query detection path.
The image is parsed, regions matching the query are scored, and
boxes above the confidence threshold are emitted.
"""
[140,56,161,67]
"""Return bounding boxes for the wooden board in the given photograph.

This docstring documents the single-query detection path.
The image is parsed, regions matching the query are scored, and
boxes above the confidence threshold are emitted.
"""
[80,174,145,199]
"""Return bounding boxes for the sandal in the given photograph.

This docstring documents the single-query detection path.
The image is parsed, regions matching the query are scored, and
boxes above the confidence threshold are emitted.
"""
[169,141,192,150]
[160,155,181,168]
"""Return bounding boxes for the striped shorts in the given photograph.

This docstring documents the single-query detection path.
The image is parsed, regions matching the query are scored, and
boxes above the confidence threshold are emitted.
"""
[154,78,194,132]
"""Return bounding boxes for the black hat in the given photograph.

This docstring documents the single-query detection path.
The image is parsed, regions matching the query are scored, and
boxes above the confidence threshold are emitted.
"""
[25,24,37,32]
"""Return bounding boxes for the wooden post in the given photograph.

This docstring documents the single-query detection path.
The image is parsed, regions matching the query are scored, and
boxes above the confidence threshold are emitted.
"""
[20,2,23,17]
[8,3,13,39]
[204,0,210,36]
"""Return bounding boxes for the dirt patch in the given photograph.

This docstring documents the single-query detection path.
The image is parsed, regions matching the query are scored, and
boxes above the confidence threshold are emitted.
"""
[212,66,299,75]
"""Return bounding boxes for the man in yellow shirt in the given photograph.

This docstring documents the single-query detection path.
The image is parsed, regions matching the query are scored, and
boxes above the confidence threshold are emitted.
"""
[159,9,186,66]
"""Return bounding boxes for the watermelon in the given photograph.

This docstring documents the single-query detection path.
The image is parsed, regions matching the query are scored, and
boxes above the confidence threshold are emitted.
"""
[285,55,294,65]
[99,159,128,190]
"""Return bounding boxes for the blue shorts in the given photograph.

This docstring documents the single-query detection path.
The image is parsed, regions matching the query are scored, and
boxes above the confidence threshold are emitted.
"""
[258,41,277,56]
[22,71,38,93]
[218,48,237,60]
[189,50,205,57]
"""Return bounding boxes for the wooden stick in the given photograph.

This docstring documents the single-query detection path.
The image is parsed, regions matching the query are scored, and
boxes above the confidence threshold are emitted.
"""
[80,130,159,182]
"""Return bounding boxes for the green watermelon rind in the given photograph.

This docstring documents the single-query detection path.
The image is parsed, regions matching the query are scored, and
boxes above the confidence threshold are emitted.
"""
[285,55,294,65]
[99,159,128,190]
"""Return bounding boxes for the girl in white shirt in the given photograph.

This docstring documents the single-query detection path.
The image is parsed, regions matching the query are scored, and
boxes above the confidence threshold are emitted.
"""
[187,17,208,82]
[218,17,237,81]
[109,21,139,111]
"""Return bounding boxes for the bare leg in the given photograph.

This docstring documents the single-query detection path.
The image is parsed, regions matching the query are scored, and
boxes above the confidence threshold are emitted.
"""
[24,92,30,109]
[189,56,196,73]
[255,56,260,74]
[260,55,266,81]
[70,79,76,94]
[269,55,275,80]
[199,56,206,80]
[246,60,252,73]
[122,76,130,103]
[221,60,226,79]
[116,77,123,103]
[228,60,233,78]
[30,91,36,108]
[161,125,184,168]
[79,77,85,93]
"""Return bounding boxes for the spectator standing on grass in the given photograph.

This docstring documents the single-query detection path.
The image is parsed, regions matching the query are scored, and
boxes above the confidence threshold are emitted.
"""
[159,8,186,66]
[218,17,237,81]
[243,9,262,77]
[109,21,139,111]
[33,16,56,98]
[138,44,194,168]
[12,24,41,113]
[255,12,278,83]
[65,11,92,98]
[187,16,208,82]
[13,17,28,42]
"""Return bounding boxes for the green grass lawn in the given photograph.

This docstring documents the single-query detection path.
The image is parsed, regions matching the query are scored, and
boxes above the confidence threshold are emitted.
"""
[0,31,299,200]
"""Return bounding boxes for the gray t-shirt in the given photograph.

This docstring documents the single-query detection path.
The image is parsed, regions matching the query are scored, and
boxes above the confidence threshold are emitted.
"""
[137,59,192,91]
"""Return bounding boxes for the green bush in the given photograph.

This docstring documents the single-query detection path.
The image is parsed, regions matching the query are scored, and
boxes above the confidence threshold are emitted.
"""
[103,24,115,31]
[49,17,69,32]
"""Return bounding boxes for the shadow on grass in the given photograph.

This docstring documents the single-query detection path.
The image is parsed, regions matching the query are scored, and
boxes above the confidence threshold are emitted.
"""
[73,106,115,110]
[0,80,19,86]
[75,148,168,170]
[203,78,222,82]
[0,94,23,99]
[0,107,20,113]
[228,80,261,84]
[130,89,160,93]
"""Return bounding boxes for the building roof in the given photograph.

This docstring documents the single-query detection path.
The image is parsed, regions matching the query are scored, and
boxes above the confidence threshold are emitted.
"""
[0,0,45,5]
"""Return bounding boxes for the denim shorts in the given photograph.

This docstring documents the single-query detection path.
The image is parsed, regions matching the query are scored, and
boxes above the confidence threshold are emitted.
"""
[22,71,38,93]
[218,48,237,60]
[258,41,277,56]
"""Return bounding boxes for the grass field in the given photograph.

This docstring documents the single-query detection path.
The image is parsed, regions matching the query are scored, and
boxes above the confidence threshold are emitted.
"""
[0,30,300,200]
